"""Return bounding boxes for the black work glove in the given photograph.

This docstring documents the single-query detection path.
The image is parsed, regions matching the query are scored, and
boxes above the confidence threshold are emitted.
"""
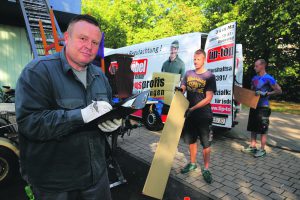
[175,86,183,92]
[184,108,192,118]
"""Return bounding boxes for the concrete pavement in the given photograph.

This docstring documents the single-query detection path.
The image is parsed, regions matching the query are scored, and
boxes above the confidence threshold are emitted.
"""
[118,125,300,200]
[227,108,300,152]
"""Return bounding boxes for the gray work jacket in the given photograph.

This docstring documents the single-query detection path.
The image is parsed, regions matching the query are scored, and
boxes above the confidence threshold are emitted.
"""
[15,48,112,192]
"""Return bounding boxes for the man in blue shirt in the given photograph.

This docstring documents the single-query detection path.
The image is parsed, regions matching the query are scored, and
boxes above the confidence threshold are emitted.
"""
[243,59,282,157]
[15,15,121,200]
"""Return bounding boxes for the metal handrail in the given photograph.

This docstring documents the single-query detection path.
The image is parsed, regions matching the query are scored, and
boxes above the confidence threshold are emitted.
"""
[19,0,38,58]
[44,0,63,38]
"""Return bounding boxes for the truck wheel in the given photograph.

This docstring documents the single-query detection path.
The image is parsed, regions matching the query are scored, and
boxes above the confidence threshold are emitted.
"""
[0,146,19,186]
[142,106,164,131]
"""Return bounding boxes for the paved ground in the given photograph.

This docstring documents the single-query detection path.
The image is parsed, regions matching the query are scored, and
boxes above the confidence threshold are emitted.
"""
[0,148,210,200]
[118,126,300,200]
[227,108,300,152]
[1,109,299,199]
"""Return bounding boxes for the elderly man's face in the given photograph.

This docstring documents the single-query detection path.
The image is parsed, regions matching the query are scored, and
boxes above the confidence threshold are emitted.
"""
[64,20,101,69]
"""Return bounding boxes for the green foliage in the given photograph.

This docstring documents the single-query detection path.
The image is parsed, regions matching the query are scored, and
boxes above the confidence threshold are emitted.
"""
[82,0,206,48]
[236,0,300,102]
[82,0,300,102]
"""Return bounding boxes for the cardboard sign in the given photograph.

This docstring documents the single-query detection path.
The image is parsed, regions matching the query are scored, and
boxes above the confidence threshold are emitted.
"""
[150,72,181,105]
[142,91,189,199]
[234,85,259,109]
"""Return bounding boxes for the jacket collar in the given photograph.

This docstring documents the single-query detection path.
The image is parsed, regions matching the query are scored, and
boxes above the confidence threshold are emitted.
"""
[59,47,101,77]
[169,55,179,62]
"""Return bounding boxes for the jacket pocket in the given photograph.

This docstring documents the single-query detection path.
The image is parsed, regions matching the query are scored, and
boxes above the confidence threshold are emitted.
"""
[94,93,109,103]
[56,98,84,110]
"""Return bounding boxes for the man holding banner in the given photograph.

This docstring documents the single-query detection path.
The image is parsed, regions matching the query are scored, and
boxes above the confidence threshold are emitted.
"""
[179,49,216,184]
[243,59,282,157]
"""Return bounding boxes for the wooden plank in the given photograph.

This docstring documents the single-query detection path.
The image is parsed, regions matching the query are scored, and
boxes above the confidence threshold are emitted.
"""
[142,91,189,199]
[234,85,259,109]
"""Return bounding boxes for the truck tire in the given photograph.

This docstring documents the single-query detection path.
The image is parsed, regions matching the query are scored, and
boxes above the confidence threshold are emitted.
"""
[0,145,19,186]
[142,106,164,131]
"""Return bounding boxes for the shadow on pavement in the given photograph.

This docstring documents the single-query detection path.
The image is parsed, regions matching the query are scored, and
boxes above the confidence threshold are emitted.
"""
[111,148,211,200]
[0,148,210,200]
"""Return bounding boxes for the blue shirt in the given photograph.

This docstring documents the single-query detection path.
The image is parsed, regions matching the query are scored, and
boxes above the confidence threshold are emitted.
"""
[251,73,276,107]
[15,48,112,191]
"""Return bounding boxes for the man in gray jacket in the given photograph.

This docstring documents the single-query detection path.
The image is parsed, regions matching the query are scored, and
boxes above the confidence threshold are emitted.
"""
[15,14,121,200]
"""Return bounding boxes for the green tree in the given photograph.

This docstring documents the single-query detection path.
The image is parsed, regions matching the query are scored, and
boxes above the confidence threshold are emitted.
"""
[237,0,300,102]
[196,0,300,101]
[82,0,206,48]
[82,0,300,102]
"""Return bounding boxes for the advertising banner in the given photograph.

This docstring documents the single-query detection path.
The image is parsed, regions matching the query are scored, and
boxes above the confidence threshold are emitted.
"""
[106,33,203,101]
[204,22,237,128]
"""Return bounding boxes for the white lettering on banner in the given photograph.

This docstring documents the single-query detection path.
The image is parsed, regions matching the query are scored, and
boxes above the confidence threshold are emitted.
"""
[131,59,148,75]
[211,104,232,114]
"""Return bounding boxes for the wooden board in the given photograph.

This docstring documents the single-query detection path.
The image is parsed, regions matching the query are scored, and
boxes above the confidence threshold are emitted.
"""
[142,91,189,199]
[234,85,259,109]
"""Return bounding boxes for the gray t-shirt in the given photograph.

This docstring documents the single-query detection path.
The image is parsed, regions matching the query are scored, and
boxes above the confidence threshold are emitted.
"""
[181,70,217,118]
[72,67,87,88]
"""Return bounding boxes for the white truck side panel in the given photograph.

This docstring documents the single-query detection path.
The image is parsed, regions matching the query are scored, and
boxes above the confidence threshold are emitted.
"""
[204,22,237,128]
[105,29,243,129]
[105,33,204,95]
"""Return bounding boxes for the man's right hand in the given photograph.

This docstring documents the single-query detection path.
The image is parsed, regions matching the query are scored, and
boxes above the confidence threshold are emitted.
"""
[184,108,192,118]
[255,91,268,97]
[81,101,112,123]
[175,86,183,92]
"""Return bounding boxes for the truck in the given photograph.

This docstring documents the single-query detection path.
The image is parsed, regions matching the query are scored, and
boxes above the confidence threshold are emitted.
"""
[104,22,243,132]
[0,22,242,186]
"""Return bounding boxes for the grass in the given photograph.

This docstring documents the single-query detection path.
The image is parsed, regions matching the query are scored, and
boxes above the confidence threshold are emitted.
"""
[269,100,300,115]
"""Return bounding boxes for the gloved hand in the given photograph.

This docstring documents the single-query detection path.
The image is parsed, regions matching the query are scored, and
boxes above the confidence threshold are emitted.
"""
[175,86,183,92]
[184,108,192,118]
[98,119,122,132]
[255,91,268,97]
[81,101,112,123]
